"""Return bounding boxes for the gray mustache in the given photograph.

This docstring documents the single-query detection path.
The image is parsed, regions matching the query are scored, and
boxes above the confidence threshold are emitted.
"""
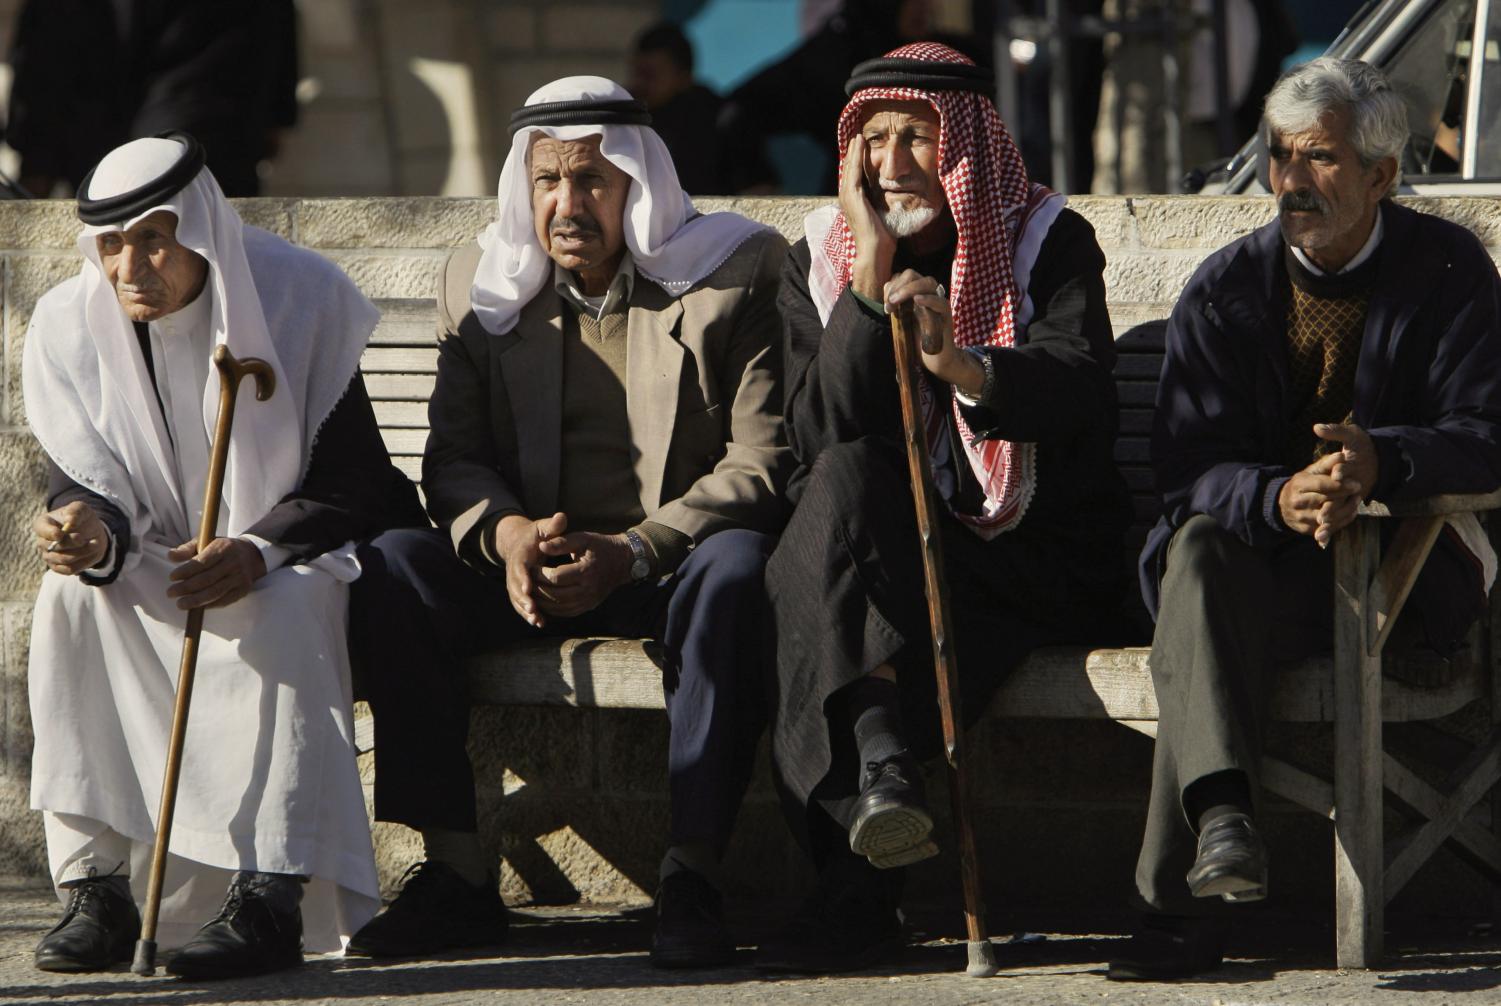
[1279,191,1328,215]
[550,215,600,237]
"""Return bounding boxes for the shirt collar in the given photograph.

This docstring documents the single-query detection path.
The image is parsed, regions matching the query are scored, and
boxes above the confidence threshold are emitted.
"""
[553,251,635,320]
[149,280,212,339]
[1291,210,1384,277]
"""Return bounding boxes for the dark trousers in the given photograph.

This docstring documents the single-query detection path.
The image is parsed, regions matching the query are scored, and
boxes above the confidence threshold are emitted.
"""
[767,438,1103,863]
[349,526,773,849]
[1135,514,1484,914]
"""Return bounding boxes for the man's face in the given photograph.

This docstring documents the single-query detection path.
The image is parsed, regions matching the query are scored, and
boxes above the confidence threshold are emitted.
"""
[529,134,630,286]
[629,49,690,110]
[96,210,209,323]
[1269,105,1394,262]
[858,99,947,238]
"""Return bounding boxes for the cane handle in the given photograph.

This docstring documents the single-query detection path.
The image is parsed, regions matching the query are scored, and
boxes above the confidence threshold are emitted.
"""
[212,344,276,401]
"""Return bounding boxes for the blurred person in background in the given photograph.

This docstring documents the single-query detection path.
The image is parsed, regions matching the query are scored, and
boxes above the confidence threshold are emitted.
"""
[628,22,728,195]
[5,0,298,198]
[718,0,990,194]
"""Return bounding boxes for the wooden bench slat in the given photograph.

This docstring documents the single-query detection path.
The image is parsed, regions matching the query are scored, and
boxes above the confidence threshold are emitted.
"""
[363,346,439,374]
[1361,489,1501,518]
[373,401,429,427]
[1117,383,1157,406]
[366,374,436,401]
[393,455,422,481]
[1119,408,1154,435]
[1113,355,1165,379]
[380,429,429,456]
[370,299,437,346]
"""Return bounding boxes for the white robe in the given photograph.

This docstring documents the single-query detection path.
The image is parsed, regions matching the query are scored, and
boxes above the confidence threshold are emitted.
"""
[24,170,380,952]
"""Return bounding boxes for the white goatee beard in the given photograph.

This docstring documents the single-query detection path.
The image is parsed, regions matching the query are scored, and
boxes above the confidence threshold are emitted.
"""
[882,205,939,238]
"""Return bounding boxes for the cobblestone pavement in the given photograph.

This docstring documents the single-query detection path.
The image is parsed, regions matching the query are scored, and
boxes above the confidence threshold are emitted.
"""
[5,880,1501,1005]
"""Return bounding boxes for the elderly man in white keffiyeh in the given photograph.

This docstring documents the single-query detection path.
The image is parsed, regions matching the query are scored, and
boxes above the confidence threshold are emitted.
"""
[344,76,791,968]
[24,133,424,980]
[757,42,1133,973]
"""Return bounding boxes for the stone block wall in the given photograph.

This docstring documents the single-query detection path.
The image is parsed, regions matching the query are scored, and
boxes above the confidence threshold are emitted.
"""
[3,196,1501,922]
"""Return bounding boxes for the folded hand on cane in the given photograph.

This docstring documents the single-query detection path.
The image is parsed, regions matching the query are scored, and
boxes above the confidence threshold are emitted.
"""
[883,270,986,398]
[166,537,266,609]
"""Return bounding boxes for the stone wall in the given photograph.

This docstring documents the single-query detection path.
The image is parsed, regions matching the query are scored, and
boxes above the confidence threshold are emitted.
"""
[3,195,1501,922]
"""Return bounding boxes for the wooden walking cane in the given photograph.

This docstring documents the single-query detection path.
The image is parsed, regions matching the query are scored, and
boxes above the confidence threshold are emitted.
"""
[888,301,999,978]
[132,345,276,976]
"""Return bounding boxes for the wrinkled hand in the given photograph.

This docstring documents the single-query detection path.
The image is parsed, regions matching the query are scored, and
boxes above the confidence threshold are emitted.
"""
[1278,445,1366,546]
[839,135,896,301]
[34,501,109,576]
[1310,423,1379,546]
[495,512,569,628]
[166,537,267,609]
[883,270,984,396]
[534,531,633,619]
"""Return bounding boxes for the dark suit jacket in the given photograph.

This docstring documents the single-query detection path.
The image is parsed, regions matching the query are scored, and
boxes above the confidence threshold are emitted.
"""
[424,231,794,563]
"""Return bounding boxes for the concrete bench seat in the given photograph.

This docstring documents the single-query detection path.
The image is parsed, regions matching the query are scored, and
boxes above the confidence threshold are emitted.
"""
[465,639,1485,725]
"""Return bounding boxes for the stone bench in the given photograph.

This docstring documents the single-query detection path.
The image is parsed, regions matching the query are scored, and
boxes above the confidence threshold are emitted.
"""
[360,293,1501,970]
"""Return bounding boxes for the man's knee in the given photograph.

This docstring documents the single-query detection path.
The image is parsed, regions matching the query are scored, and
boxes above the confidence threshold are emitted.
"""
[804,438,902,501]
[1164,515,1250,588]
[356,527,454,594]
[685,529,772,589]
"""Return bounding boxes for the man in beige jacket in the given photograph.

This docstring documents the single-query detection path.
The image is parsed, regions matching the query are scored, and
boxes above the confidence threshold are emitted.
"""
[345,76,791,969]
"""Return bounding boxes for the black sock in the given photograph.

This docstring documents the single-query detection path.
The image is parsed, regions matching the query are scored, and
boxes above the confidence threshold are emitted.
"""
[845,676,907,768]
[1185,770,1254,833]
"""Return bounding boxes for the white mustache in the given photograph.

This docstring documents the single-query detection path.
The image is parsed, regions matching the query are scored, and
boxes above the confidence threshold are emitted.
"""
[877,178,920,192]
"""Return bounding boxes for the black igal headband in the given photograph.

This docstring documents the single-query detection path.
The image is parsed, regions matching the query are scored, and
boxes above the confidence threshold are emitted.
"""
[509,99,652,134]
[844,58,995,97]
[77,131,206,225]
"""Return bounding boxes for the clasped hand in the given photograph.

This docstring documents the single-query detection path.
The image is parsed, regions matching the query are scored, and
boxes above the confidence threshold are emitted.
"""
[1277,423,1379,547]
[495,513,632,627]
[166,537,267,609]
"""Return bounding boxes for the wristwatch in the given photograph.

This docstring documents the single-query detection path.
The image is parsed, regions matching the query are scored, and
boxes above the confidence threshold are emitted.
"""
[625,529,652,582]
[955,347,996,406]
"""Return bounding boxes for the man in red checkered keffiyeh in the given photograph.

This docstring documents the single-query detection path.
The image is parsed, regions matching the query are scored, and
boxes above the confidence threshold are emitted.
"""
[760,41,1133,973]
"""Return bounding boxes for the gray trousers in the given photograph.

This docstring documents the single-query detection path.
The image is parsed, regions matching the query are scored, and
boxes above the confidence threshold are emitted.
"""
[1134,514,1483,914]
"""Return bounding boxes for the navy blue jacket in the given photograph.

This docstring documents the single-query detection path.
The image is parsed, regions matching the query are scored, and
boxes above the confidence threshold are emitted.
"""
[1140,200,1501,618]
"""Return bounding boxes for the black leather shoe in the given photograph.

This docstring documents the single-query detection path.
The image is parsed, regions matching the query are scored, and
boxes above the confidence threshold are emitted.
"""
[1107,915,1224,981]
[34,873,139,973]
[346,861,508,958]
[650,869,734,968]
[848,752,937,869]
[166,874,303,980]
[1186,812,1268,902]
[755,854,904,973]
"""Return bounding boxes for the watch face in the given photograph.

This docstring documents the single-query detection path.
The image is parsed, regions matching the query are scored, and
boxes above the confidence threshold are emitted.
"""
[631,557,651,581]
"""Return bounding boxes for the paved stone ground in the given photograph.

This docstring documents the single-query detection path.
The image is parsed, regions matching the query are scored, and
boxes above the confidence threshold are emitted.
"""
[5,878,1501,1005]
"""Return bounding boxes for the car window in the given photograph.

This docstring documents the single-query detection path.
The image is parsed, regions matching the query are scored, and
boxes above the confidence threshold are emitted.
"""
[1383,0,1476,177]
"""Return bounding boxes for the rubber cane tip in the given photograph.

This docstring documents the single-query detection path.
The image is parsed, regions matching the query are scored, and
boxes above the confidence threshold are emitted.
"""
[965,938,1000,978]
[130,939,157,976]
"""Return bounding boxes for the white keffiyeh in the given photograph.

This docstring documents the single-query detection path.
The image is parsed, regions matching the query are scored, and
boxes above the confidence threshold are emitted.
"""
[470,75,769,335]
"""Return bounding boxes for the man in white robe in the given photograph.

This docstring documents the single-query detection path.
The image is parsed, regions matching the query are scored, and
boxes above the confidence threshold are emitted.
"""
[24,132,424,979]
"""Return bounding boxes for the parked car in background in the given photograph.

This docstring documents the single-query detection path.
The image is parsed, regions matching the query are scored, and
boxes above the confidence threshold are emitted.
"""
[1193,0,1501,195]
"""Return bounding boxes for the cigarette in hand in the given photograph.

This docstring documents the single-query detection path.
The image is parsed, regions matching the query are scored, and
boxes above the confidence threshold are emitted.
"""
[45,514,76,553]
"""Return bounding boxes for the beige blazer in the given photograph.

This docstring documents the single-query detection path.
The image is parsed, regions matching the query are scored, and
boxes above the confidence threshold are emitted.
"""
[424,229,793,559]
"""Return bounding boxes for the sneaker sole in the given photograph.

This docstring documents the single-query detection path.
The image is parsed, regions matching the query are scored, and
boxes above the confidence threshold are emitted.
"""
[849,803,937,869]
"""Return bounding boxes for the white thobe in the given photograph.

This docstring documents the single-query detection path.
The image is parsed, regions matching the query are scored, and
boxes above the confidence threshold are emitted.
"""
[29,289,378,953]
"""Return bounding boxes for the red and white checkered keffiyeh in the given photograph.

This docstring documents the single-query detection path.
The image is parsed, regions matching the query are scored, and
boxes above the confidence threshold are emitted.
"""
[823,41,1059,537]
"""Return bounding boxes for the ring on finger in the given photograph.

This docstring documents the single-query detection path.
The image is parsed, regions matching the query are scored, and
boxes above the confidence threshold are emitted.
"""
[934,283,946,299]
